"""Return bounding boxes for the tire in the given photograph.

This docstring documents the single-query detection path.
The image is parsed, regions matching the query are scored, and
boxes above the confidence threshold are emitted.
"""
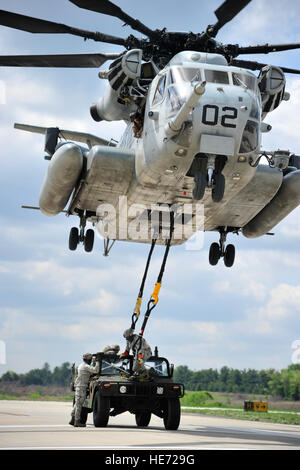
[212,173,225,203]
[209,242,221,266]
[93,391,110,427]
[224,244,235,268]
[84,229,94,253]
[193,171,206,201]
[69,227,79,251]
[135,412,151,427]
[80,407,89,425]
[163,398,181,431]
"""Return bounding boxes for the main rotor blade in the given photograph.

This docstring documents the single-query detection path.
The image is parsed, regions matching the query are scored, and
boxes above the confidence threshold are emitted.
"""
[209,0,252,37]
[0,53,121,68]
[69,0,156,38]
[0,9,126,45]
[231,59,300,74]
[237,43,300,55]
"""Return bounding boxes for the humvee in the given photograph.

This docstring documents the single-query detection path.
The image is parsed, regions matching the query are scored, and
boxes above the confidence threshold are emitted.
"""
[75,351,184,430]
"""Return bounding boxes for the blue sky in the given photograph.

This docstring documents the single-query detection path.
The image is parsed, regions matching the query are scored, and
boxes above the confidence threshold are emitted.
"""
[1,0,300,374]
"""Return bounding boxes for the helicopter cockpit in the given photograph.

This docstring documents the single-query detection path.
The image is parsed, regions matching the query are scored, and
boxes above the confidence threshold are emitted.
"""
[152,65,260,114]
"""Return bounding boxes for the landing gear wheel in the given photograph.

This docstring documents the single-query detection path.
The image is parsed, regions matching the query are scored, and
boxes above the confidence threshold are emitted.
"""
[209,242,221,266]
[163,398,180,430]
[212,173,225,203]
[93,392,110,427]
[84,229,94,253]
[193,171,207,201]
[224,244,235,268]
[135,411,151,427]
[69,227,79,251]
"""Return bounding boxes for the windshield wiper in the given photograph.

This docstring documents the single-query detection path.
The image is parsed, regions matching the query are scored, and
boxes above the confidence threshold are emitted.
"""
[235,75,248,90]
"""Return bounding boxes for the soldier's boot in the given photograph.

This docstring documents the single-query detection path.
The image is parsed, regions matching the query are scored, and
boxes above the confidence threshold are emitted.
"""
[69,417,75,426]
[74,420,86,427]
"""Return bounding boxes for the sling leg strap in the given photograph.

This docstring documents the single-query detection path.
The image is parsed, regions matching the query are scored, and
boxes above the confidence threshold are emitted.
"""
[137,212,174,340]
[131,238,157,329]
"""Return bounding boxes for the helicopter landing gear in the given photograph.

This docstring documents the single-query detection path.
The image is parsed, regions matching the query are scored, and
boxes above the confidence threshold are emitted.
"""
[209,229,236,267]
[212,172,225,203]
[68,213,94,253]
[69,227,79,251]
[192,155,226,202]
[193,171,207,200]
[207,156,225,203]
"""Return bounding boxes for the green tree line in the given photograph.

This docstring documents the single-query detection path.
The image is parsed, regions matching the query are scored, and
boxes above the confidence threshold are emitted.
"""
[1,362,300,400]
[173,364,300,401]
[0,362,71,387]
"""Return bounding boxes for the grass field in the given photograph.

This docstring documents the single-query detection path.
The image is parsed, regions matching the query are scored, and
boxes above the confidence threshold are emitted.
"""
[0,392,73,402]
[1,389,300,425]
[180,391,300,425]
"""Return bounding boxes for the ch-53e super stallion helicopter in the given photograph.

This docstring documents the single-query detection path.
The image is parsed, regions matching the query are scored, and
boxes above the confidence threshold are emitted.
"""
[1,0,300,268]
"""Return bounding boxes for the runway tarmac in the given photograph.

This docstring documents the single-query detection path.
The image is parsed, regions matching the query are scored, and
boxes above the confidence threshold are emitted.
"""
[0,400,299,450]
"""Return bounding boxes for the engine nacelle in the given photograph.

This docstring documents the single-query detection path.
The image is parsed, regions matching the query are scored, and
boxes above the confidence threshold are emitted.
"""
[90,49,158,122]
[258,65,289,119]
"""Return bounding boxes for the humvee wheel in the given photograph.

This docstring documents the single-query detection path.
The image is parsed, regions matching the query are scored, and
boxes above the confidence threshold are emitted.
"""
[135,411,151,427]
[163,398,180,430]
[93,391,110,427]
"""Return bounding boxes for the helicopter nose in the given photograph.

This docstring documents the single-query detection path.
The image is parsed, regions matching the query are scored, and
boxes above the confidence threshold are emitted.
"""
[192,86,257,155]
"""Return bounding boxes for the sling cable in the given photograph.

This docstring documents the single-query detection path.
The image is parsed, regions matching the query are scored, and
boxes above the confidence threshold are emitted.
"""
[128,212,175,372]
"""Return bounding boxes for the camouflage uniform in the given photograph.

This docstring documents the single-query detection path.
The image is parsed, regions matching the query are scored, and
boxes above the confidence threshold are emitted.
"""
[122,328,152,374]
[102,344,120,355]
[70,353,99,426]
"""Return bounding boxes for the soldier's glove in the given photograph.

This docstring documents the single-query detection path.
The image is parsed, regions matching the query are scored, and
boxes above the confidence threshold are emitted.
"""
[119,351,129,360]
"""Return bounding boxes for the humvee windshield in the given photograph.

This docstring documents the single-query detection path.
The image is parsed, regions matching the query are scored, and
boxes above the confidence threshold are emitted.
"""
[144,357,170,377]
[100,356,131,376]
[100,355,171,377]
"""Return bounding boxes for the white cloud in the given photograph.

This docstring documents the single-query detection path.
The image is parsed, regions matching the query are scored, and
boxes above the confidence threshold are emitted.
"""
[1,0,300,374]
[223,0,300,44]
[77,289,122,316]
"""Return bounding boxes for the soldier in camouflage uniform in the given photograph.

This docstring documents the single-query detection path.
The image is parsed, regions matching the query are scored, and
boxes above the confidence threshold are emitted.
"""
[102,344,120,355]
[69,353,99,427]
[120,328,152,375]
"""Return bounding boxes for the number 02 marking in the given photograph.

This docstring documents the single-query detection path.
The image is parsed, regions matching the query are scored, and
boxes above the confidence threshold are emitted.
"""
[202,105,238,128]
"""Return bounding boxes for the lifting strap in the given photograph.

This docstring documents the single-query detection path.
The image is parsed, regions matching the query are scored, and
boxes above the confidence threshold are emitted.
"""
[132,212,174,357]
[131,237,157,329]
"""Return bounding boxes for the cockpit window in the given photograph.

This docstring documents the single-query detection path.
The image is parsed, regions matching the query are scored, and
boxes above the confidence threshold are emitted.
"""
[169,67,202,83]
[205,69,229,84]
[167,85,185,112]
[239,120,259,154]
[232,72,257,92]
[152,74,166,105]
[250,99,260,120]
[166,83,192,113]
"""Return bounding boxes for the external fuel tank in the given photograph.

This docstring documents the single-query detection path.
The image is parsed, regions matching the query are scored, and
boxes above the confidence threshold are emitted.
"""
[39,142,84,216]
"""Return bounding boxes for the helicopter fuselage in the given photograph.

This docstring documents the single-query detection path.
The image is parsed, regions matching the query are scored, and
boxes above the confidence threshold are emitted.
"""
[39,51,297,251]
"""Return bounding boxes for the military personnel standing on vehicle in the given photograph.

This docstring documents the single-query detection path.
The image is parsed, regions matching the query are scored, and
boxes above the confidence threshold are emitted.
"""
[69,353,99,427]
[102,344,120,355]
[120,328,152,376]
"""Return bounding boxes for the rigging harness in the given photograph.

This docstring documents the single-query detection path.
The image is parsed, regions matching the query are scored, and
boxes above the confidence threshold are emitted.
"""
[127,212,174,375]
